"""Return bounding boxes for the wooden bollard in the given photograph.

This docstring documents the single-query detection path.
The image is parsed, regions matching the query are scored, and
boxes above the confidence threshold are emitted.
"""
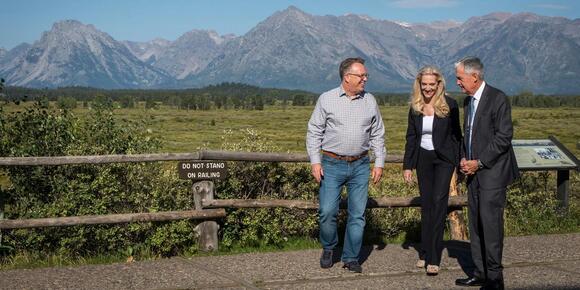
[192,181,219,252]
[447,171,468,240]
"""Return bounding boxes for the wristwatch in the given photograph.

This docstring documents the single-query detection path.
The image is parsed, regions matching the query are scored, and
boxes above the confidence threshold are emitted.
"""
[477,160,484,169]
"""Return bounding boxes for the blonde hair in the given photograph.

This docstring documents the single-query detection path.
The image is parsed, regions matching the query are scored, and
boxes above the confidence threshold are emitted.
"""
[410,65,449,117]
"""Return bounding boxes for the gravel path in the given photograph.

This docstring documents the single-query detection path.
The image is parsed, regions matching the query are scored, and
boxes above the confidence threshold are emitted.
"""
[1,233,578,289]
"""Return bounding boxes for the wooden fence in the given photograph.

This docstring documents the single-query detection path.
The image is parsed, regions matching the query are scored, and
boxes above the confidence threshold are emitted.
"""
[0,150,469,251]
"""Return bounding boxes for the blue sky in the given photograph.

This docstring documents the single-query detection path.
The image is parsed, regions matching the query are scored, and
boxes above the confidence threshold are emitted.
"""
[1,0,579,50]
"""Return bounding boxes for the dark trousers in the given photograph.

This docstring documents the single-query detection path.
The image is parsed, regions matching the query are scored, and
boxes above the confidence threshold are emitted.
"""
[416,148,454,266]
[467,174,506,282]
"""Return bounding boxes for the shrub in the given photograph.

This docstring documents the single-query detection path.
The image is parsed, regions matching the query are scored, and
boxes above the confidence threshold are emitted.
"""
[215,129,318,248]
[56,96,77,109]
[0,101,193,257]
[505,171,580,235]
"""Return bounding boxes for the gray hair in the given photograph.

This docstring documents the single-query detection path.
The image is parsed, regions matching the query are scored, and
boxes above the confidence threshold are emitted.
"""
[339,57,365,80]
[455,56,485,80]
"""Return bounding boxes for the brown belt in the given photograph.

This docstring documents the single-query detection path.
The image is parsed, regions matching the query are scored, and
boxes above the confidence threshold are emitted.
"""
[322,150,368,162]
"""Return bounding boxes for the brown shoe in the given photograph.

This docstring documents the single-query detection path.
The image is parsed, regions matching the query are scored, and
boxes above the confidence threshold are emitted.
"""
[416,259,426,268]
[426,265,439,276]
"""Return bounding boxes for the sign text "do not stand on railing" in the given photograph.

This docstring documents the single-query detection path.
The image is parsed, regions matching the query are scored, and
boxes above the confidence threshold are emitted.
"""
[178,161,228,180]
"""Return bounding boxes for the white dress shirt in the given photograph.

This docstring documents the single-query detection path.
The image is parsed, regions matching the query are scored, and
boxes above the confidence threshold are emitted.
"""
[468,81,486,145]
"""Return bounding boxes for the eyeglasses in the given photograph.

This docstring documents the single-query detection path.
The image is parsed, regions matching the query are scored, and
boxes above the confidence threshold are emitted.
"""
[347,73,369,79]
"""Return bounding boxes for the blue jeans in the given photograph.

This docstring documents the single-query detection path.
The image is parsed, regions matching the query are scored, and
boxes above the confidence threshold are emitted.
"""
[319,155,370,263]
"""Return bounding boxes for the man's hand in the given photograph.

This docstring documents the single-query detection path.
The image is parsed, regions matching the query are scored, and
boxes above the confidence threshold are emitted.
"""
[403,169,414,184]
[461,159,479,175]
[460,158,467,170]
[371,167,383,184]
[311,163,324,183]
[459,158,468,174]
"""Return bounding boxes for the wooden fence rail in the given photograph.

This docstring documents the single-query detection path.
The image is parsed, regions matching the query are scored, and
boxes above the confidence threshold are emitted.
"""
[202,196,468,209]
[0,150,463,252]
[0,209,226,230]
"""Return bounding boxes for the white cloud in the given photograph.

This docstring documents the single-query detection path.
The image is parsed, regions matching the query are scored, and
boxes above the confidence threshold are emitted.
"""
[531,3,567,10]
[390,0,459,9]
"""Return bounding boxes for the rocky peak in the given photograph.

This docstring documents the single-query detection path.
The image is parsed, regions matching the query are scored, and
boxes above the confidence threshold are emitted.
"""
[38,19,122,57]
[179,29,225,45]
[456,12,511,32]
[0,19,171,88]
[47,19,109,41]
[281,5,310,18]
[263,5,313,28]
[151,29,233,79]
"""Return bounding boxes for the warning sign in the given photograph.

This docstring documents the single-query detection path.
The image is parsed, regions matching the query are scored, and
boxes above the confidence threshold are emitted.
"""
[178,161,228,180]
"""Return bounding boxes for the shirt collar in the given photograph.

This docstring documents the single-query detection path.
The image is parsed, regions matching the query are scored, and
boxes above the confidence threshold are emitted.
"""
[339,85,365,100]
[472,81,486,101]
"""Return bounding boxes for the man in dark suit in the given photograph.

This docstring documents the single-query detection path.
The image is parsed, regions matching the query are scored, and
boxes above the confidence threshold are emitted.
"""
[454,57,519,290]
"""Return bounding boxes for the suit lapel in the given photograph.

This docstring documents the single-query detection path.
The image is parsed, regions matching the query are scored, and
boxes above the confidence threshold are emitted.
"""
[416,113,423,137]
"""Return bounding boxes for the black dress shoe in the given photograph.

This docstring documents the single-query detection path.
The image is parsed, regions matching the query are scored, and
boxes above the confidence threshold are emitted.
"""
[455,276,486,287]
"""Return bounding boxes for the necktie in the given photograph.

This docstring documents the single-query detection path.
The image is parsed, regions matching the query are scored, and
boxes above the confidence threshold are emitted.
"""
[467,97,475,159]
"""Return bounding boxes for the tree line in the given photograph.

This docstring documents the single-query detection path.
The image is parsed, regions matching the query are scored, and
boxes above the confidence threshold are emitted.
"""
[1,82,579,109]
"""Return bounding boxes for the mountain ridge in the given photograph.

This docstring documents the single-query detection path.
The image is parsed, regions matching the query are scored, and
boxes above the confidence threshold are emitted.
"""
[1,7,579,94]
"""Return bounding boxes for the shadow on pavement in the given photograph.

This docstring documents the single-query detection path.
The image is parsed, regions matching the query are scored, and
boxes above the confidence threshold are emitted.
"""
[401,238,477,276]
[445,239,476,276]
[359,242,387,265]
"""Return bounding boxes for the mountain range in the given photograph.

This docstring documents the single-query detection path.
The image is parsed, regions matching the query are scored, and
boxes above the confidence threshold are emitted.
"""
[1,6,579,94]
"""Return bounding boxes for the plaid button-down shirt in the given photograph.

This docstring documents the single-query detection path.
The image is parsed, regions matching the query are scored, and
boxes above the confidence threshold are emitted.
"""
[306,86,386,167]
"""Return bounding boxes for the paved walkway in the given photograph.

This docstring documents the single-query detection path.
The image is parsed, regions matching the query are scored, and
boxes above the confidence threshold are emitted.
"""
[1,233,579,289]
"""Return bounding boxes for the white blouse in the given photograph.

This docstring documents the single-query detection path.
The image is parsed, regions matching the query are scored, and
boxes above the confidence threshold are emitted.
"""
[420,115,435,150]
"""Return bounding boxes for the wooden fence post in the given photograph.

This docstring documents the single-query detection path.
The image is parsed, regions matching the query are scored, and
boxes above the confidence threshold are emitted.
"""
[192,180,219,252]
[448,171,468,240]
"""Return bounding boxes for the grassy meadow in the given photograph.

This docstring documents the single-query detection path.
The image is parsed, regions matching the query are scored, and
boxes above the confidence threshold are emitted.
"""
[3,101,578,155]
[102,105,580,156]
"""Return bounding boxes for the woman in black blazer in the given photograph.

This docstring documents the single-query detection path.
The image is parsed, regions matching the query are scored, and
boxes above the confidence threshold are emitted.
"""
[403,66,462,275]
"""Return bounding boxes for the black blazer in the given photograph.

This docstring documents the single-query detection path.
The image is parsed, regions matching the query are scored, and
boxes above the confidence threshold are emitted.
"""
[403,96,462,170]
[462,84,520,188]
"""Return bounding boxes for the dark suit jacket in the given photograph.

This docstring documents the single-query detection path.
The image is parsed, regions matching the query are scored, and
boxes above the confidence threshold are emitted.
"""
[403,96,462,170]
[462,84,520,189]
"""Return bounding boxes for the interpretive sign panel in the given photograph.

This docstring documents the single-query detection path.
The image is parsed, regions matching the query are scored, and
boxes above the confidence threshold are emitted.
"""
[178,161,228,180]
[512,137,579,170]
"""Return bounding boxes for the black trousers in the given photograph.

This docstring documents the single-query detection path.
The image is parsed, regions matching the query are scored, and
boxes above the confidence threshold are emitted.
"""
[467,174,506,282]
[416,148,454,266]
